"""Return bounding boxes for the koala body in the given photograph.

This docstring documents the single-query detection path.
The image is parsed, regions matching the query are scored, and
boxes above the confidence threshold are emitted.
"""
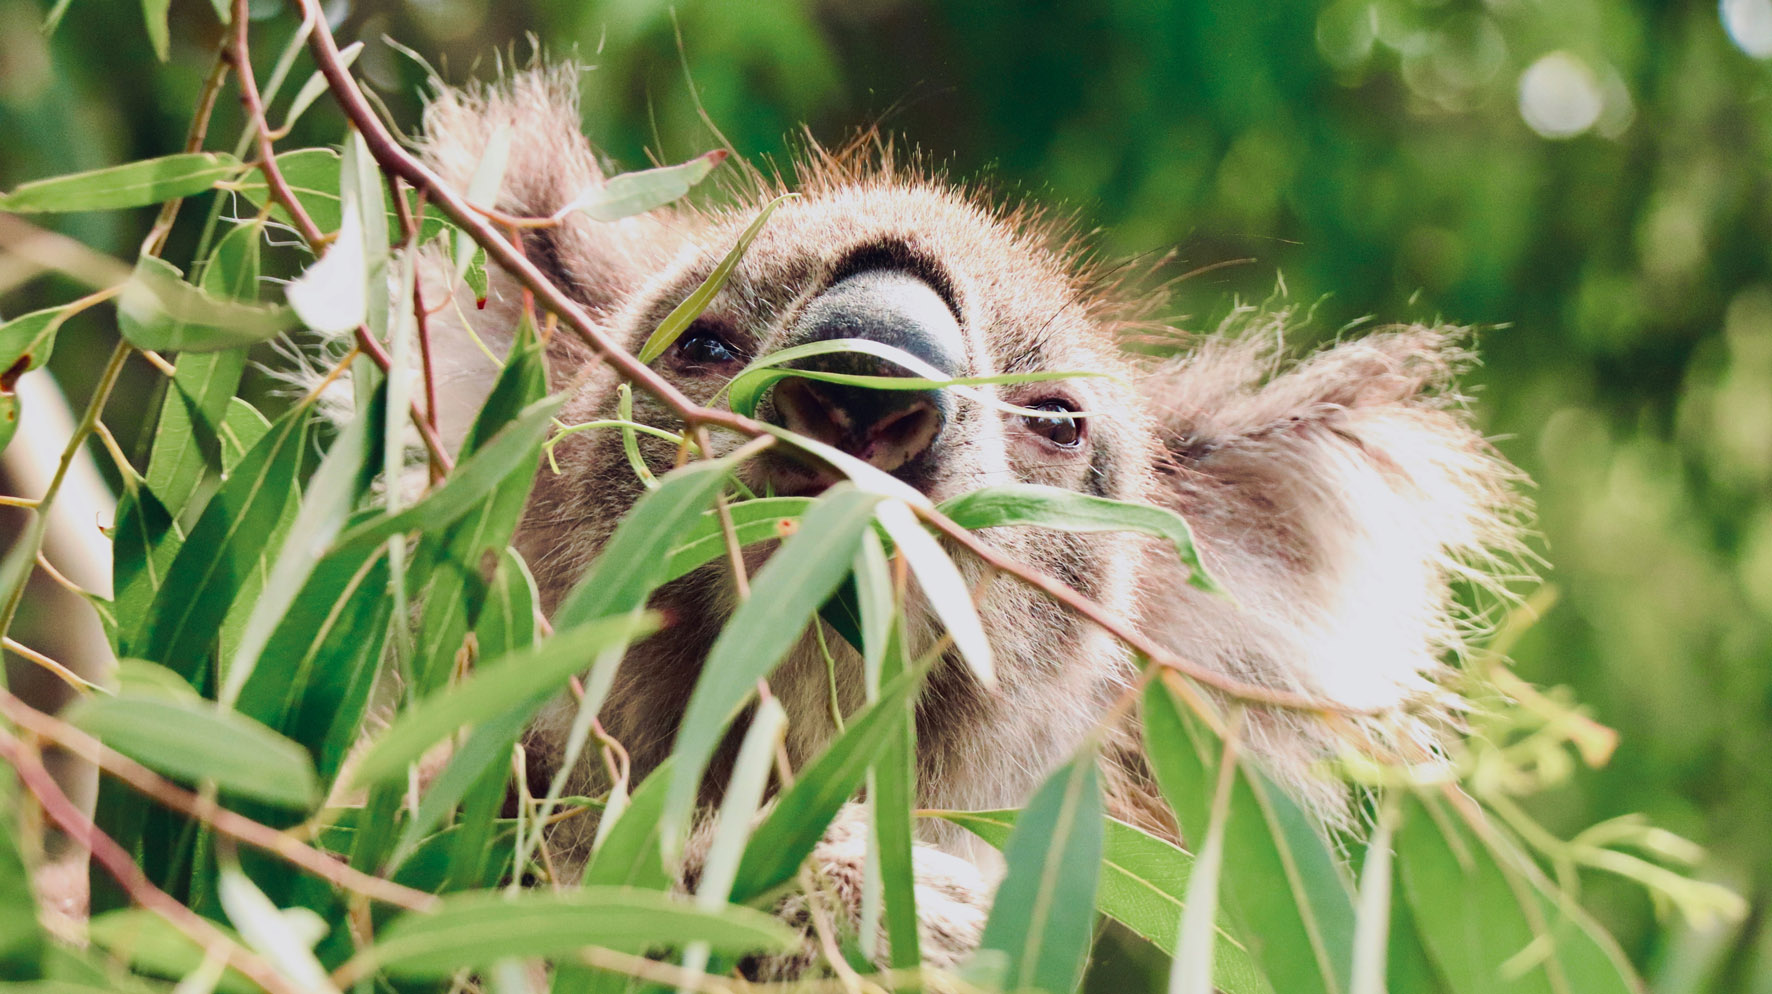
[409,67,1525,971]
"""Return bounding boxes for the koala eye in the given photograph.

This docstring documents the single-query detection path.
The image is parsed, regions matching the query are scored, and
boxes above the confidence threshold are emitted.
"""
[672,320,746,371]
[1022,400,1084,448]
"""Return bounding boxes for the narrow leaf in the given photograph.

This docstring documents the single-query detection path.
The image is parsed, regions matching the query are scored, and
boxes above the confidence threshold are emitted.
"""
[351,613,658,787]
[875,498,994,686]
[662,485,884,856]
[940,483,1223,593]
[359,887,798,979]
[976,748,1104,994]
[69,692,321,809]
[285,195,367,335]
[635,193,793,363]
[730,664,926,903]
[559,149,726,223]
[0,153,239,213]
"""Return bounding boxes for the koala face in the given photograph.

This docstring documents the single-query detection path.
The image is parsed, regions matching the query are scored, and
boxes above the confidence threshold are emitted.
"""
[514,172,1162,838]
[421,69,1526,858]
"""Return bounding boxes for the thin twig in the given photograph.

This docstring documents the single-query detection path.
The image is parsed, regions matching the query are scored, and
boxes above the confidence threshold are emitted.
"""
[0,685,440,912]
[0,340,130,641]
[0,728,306,994]
[229,0,454,475]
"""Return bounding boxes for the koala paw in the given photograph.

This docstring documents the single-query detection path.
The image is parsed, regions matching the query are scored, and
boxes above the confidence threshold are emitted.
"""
[734,804,994,983]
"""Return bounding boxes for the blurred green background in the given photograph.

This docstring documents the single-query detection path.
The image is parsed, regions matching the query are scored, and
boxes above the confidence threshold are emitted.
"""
[2,0,1768,989]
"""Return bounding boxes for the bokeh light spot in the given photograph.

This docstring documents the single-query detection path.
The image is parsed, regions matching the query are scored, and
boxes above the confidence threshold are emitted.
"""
[1518,51,1604,139]
[1722,0,1772,57]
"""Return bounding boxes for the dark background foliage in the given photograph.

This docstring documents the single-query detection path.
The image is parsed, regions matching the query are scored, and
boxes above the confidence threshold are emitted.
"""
[2,0,1768,989]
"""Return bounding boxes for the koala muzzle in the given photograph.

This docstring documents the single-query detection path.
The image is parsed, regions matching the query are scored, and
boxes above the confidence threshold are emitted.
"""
[769,269,962,476]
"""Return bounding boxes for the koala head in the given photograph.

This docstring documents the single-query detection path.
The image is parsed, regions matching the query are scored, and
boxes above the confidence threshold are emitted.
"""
[412,67,1527,853]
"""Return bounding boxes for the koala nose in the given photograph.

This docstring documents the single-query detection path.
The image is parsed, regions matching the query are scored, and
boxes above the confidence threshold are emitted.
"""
[769,269,962,474]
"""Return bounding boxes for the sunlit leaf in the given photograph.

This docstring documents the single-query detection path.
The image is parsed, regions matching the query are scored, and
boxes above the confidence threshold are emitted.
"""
[359,887,798,979]
[285,195,367,335]
[976,747,1104,994]
[558,149,726,223]
[662,485,885,857]
[635,193,793,363]
[875,497,994,686]
[939,483,1223,594]
[68,691,321,809]
[661,496,813,584]
[216,861,340,993]
[118,255,294,351]
[351,612,659,787]
[0,152,239,212]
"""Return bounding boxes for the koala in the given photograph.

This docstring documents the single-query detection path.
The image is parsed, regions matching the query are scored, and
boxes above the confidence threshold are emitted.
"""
[406,67,1526,975]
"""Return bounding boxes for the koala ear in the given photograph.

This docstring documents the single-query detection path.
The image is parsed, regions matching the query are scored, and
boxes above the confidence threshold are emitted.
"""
[1138,324,1530,814]
[414,65,689,449]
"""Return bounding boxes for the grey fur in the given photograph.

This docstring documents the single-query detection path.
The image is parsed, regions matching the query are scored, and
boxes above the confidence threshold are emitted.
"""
[365,66,1531,979]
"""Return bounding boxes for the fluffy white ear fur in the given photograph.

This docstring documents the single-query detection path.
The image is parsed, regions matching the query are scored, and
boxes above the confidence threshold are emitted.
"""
[1138,318,1529,813]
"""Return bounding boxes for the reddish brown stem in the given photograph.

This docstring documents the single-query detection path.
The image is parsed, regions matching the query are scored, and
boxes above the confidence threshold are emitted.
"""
[0,729,303,994]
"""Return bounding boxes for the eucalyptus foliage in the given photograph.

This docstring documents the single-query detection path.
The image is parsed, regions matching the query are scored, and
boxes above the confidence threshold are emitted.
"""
[0,5,1741,994]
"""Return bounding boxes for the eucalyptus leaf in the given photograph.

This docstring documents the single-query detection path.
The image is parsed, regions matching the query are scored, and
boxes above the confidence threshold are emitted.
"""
[730,664,926,903]
[0,152,239,213]
[558,149,726,223]
[69,692,321,809]
[351,613,659,787]
[359,887,798,979]
[976,748,1104,994]
[939,483,1223,594]
[635,193,793,363]
[662,485,885,857]
[118,255,294,352]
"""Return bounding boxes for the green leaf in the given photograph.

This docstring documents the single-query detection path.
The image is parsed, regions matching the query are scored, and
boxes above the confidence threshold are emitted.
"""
[220,381,384,707]
[550,454,756,627]
[0,773,46,980]
[560,149,726,223]
[281,42,363,134]
[390,554,539,875]
[940,811,1271,993]
[724,336,1103,421]
[350,613,659,787]
[68,691,321,809]
[235,148,450,242]
[1143,680,1356,994]
[1397,794,1637,994]
[730,664,927,904]
[117,255,294,352]
[582,759,677,892]
[662,485,885,856]
[661,496,814,585]
[635,193,793,363]
[86,910,255,994]
[140,0,169,60]
[939,483,1223,594]
[870,616,921,972]
[109,485,181,655]
[407,319,546,696]
[331,392,567,557]
[976,748,1104,994]
[144,349,248,515]
[359,887,799,979]
[129,406,310,673]
[0,306,74,382]
[875,498,994,685]
[0,152,239,213]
